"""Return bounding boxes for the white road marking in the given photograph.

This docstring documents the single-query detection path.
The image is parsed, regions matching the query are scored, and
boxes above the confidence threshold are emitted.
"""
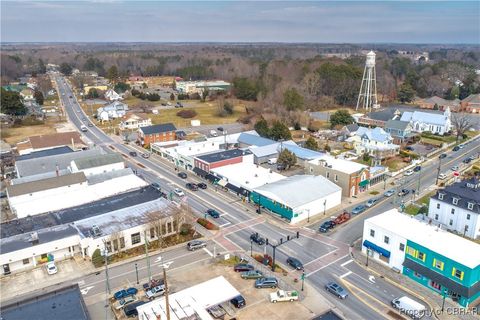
[76,280,85,286]
[203,248,214,257]
[369,275,376,283]
[161,261,173,269]
[80,286,94,295]
[339,271,352,279]
[340,259,354,267]
[306,254,349,277]
[219,222,231,227]
[304,249,338,267]
[155,256,162,263]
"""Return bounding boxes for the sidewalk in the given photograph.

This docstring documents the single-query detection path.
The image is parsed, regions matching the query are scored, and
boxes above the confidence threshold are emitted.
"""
[351,242,478,320]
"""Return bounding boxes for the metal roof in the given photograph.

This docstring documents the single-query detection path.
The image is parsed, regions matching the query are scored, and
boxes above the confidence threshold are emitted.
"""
[15,146,73,161]
[282,144,325,160]
[140,123,177,135]
[385,120,410,131]
[238,133,275,147]
[400,110,449,126]
[355,127,392,143]
[7,172,87,197]
[196,149,251,164]
[73,153,123,170]
[253,175,341,209]
[248,141,297,158]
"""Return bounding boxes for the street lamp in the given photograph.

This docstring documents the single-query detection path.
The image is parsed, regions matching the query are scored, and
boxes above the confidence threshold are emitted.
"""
[301,271,305,291]
[366,248,371,267]
[307,209,310,223]
[250,240,253,257]
[441,288,448,312]
[134,263,139,284]
[323,200,327,216]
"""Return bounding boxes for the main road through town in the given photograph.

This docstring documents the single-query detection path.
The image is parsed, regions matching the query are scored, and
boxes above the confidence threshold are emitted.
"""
[54,76,478,320]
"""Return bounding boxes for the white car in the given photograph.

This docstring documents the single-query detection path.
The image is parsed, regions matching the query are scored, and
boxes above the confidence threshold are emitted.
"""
[404,169,414,176]
[173,188,185,197]
[46,262,58,275]
[451,166,459,171]
[438,173,447,180]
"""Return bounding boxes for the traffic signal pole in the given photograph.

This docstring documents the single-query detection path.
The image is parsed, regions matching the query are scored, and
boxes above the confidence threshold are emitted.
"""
[265,231,300,272]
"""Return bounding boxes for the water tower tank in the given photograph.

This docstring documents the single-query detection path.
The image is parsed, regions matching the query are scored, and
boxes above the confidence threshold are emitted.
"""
[366,51,376,67]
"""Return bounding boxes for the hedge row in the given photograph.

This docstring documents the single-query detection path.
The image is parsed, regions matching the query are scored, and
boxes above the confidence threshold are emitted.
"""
[196,217,219,230]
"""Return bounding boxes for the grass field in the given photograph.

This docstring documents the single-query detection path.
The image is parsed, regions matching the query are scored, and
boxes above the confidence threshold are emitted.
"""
[2,118,66,144]
[419,137,444,146]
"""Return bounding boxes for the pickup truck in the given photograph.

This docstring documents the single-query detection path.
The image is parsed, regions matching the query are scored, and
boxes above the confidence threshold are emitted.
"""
[270,290,299,303]
[145,284,166,300]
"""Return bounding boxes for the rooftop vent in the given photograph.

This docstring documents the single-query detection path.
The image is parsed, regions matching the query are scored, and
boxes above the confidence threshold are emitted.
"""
[91,225,102,237]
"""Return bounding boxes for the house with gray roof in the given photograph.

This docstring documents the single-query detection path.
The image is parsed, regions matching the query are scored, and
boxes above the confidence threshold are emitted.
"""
[400,108,451,135]
[347,127,399,159]
[96,101,128,121]
[71,153,124,176]
[384,120,414,144]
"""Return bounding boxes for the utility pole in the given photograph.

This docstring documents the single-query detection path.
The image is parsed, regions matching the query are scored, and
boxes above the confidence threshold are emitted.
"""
[266,232,300,272]
[135,263,139,284]
[103,240,111,294]
[144,230,152,282]
[163,267,171,320]
[436,156,443,185]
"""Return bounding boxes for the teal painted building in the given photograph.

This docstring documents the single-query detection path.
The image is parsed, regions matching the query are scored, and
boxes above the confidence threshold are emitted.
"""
[250,191,294,220]
[403,240,480,307]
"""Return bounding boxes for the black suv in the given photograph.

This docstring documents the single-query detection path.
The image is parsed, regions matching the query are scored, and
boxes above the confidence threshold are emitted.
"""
[177,172,187,179]
[186,183,198,191]
[230,295,246,308]
[286,257,304,270]
[197,182,207,189]
[234,264,254,272]
[129,151,137,157]
[250,232,265,245]
[319,220,336,233]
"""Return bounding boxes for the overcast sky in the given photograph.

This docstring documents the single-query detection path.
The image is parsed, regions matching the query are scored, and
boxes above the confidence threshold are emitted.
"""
[1,1,479,43]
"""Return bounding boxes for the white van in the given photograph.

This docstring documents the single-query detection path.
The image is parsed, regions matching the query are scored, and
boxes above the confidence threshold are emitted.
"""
[391,296,426,319]
[268,158,277,165]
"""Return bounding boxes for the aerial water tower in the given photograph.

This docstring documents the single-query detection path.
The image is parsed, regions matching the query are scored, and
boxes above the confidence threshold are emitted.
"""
[356,51,379,111]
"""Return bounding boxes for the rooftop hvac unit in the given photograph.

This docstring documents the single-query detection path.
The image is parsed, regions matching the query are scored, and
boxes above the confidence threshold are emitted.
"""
[91,225,102,237]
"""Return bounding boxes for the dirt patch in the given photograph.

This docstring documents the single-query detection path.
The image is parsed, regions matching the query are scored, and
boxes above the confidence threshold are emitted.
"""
[1,118,67,144]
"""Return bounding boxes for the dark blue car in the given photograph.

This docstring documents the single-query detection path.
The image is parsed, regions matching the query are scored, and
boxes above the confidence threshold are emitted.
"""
[114,287,138,300]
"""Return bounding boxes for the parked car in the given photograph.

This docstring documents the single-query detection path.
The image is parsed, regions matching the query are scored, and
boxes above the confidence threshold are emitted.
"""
[453,146,460,151]
[186,183,198,191]
[187,240,207,251]
[451,165,459,171]
[206,208,220,218]
[276,163,286,171]
[230,295,246,308]
[384,189,395,197]
[405,146,414,151]
[87,123,94,127]
[250,232,265,245]
[325,282,348,299]
[113,295,138,310]
[145,285,166,300]
[241,270,263,279]
[438,173,447,180]
[319,220,336,233]
[141,153,150,159]
[124,301,146,317]
[463,158,472,164]
[351,205,366,215]
[129,151,137,157]
[270,290,299,303]
[151,182,161,192]
[255,277,278,289]
[46,262,57,275]
[197,182,207,189]
[114,289,129,300]
[177,172,187,179]
[366,198,378,208]
[234,264,254,272]
[398,189,410,197]
[413,166,421,172]
[439,153,447,159]
[175,102,184,108]
[469,155,477,161]
[173,188,185,197]
[404,169,414,176]
[286,257,303,270]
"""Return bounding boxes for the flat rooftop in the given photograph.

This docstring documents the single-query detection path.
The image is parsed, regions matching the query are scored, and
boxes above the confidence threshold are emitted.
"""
[0,284,90,320]
[309,155,368,174]
[365,209,480,269]
[196,148,250,164]
[211,162,286,190]
[0,186,161,239]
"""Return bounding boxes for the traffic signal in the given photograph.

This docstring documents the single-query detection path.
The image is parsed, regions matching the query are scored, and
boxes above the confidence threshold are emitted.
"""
[296,231,300,239]
[287,235,290,241]
[266,238,269,246]
[280,238,283,244]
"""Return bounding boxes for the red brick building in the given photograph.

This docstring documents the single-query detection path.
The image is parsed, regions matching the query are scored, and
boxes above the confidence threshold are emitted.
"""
[138,123,177,146]
[194,149,252,173]
[461,94,480,113]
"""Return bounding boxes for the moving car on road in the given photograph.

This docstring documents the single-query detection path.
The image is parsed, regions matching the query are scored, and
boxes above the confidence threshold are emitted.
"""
[234,264,254,272]
[404,169,414,176]
[413,166,421,172]
[319,220,336,233]
[250,232,265,245]
[391,296,426,319]
[241,270,263,279]
[255,277,278,289]
[173,188,185,197]
[186,183,198,191]
[451,165,459,171]
[197,182,207,189]
[325,282,348,299]
[351,205,366,215]
[384,189,395,197]
[177,172,187,179]
[129,151,137,157]
[286,257,303,270]
[206,208,220,218]
[398,189,410,197]
[438,173,447,180]
[141,153,150,159]
[439,153,447,159]
[453,146,460,151]
[187,240,207,251]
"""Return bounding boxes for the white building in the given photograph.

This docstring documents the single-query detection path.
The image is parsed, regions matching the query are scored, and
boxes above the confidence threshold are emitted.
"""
[104,89,121,101]
[137,276,241,320]
[347,126,399,159]
[176,80,231,95]
[70,153,125,176]
[400,108,451,135]
[119,113,152,130]
[96,101,129,121]
[427,178,480,239]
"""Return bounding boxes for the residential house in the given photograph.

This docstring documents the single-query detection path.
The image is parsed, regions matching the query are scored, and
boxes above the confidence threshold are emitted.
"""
[119,113,152,130]
[347,127,399,160]
[305,155,370,197]
[342,123,360,137]
[20,88,34,101]
[16,132,85,155]
[138,123,177,146]
[461,94,480,114]
[419,96,460,112]
[104,89,121,101]
[362,209,480,307]
[384,120,414,145]
[427,178,480,240]
[357,109,401,128]
[96,101,129,121]
[250,175,342,224]
[400,108,451,135]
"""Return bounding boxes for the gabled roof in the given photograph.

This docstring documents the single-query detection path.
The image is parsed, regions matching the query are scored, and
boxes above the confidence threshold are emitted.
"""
[363,109,399,122]
[253,175,341,209]
[385,120,410,131]
[73,153,123,170]
[434,178,480,213]
[7,172,87,197]
[24,132,83,150]
[462,94,480,104]
[16,146,73,161]
[400,110,449,126]
[238,132,274,147]
[282,144,325,160]
[344,123,359,133]
[248,141,297,158]
[355,127,392,143]
[140,123,177,135]
[423,96,459,107]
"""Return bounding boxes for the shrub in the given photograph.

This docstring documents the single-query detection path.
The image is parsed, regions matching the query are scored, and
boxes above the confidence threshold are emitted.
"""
[180,223,193,236]
[92,248,104,268]
[369,190,380,195]
[196,218,218,230]
[176,109,197,119]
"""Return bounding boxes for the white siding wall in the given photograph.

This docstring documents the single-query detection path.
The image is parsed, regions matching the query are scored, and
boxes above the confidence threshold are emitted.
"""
[77,162,125,176]
[428,198,480,239]
[362,220,407,271]
[291,189,342,224]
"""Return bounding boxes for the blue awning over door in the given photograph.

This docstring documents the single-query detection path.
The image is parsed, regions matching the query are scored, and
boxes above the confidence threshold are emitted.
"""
[363,240,391,258]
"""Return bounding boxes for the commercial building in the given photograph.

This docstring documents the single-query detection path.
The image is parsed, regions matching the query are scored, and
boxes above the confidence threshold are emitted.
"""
[176,80,231,95]
[248,141,297,164]
[251,175,342,223]
[194,149,253,173]
[362,209,480,307]
[137,276,240,320]
[400,108,451,135]
[305,155,370,197]
[16,132,85,155]
[138,123,177,146]
[153,140,221,171]
[427,178,480,240]
[0,187,179,275]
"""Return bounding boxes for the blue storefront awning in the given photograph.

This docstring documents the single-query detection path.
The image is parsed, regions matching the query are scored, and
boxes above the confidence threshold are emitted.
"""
[363,240,391,258]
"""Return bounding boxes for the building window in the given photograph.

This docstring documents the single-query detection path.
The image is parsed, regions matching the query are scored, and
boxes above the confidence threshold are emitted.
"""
[113,239,119,251]
[370,229,375,237]
[438,194,444,200]
[150,228,155,239]
[131,233,141,245]
[435,214,439,220]
[384,236,389,244]
[326,172,330,179]
[417,251,426,262]
[468,203,474,210]
[399,243,405,251]
[41,253,47,259]
[334,174,338,182]
[436,203,440,209]
[106,241,112,253]
[449,219,453,226]
[451,208,455,214]
[310,168,313,173]
[433,259,444,271]
[467,214,471,220]
[452,198,459,205]
[430,280,442,291]
[452,268,464,281]
[119,237,125,249]
[22,258,29,265]
[414,272,422,279]
[407,247,416,257]
[465,225,469,232]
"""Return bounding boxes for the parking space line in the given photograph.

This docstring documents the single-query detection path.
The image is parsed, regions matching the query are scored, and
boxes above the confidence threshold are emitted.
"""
[203,248,214,257]
[219,222,231,227]
[339,271,352,279]
[340,259,353,267]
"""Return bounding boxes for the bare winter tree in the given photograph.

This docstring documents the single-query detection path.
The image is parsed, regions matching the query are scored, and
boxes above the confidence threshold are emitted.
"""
[451,113,473,142]
[107,229,124,254]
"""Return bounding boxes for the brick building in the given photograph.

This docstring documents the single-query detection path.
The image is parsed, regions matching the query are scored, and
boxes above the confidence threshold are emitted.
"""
[138,123,177,146]
[193,149,253,173]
